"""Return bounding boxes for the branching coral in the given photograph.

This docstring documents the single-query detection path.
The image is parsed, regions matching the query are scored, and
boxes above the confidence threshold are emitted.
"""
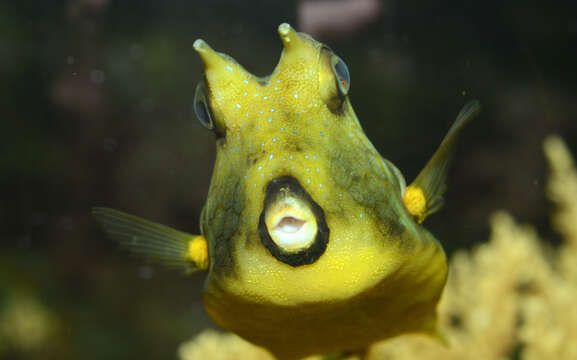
[178,136,577,360]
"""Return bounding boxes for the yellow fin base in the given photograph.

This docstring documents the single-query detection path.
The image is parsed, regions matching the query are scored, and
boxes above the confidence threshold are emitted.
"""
[187,235,209,270]
[403,186,427,224]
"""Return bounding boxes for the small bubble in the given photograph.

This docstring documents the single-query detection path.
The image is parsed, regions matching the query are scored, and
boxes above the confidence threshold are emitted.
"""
[89,69,105,85]
[307,179,311,184]
[272,138,277,143]
[102,137,118,152]
[129,43,144,60]
[269,154,274,159]
[267,118,272,123]
[139,266,155,279]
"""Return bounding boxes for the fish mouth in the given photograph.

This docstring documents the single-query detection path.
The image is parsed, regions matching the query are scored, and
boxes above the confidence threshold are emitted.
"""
[268,209,317,252]
[259,176,329,267]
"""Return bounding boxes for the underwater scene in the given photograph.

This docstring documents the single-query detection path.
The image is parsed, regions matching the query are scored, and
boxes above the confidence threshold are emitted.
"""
[1,1,576,359]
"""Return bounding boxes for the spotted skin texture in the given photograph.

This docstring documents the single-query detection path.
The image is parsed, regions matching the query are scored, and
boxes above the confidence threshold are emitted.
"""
[195,24,448,360]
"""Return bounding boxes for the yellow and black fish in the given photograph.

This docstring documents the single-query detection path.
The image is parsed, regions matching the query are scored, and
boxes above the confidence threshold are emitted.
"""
[93,23,480,360]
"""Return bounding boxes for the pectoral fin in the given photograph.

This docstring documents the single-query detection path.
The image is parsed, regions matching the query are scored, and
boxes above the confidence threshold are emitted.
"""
[403,100,481,223]
[92,207,209,272]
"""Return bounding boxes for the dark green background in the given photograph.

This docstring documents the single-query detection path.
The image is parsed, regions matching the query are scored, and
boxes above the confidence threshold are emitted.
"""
[1,1,576,359]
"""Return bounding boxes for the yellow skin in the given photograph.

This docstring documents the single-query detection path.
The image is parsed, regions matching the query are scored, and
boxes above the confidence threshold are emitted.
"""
[93,23,481,360]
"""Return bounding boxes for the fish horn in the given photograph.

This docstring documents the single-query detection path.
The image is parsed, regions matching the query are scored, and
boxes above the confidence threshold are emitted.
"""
[193,38,230,71]
[278,23,307,53]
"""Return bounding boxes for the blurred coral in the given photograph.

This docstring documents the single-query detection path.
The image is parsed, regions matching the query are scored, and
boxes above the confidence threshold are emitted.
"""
[0,291,60,357]
[178,135,577,360]
[177,329,274,360]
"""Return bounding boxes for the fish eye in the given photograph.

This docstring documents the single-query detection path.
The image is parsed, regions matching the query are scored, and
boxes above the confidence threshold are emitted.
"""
[318,48,350,112]
[193,82,214,130]
[331,55,350,96]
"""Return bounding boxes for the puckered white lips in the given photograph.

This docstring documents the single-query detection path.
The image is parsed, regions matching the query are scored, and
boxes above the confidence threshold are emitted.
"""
[265,197,318,253]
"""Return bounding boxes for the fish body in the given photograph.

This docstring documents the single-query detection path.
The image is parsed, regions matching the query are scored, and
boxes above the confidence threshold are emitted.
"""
[93,23,480,360]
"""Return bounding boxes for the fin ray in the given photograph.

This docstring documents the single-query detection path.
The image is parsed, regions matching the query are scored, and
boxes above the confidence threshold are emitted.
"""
[404,100,481,223]
[92,207,209,272]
